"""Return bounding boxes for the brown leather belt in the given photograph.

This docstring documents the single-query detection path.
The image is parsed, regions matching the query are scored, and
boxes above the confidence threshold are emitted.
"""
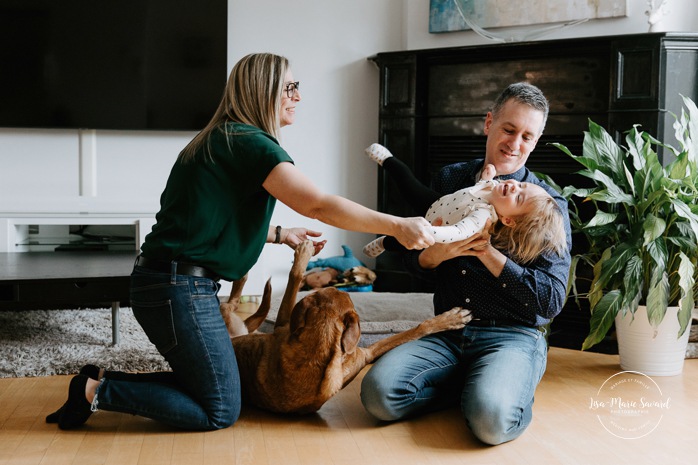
[135,255,220,281]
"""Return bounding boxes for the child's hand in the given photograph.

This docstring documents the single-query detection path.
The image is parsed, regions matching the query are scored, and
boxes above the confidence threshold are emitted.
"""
[481,164,496,181]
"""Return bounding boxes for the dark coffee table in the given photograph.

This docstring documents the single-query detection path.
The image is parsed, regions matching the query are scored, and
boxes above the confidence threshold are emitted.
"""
[0,251,137,345]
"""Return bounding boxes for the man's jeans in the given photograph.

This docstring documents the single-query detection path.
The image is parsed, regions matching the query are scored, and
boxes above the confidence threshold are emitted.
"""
[93,265,241,430]
[360,324,547,445]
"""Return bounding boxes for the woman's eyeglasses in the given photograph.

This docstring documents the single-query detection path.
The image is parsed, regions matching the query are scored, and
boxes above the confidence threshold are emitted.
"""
[283,81,300,98]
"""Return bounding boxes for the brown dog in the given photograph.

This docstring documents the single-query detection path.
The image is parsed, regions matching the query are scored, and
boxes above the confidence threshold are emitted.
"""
[220,240,472,414]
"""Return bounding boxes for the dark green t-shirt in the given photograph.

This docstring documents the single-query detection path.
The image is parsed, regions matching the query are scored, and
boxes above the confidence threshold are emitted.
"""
[141,123,293,281]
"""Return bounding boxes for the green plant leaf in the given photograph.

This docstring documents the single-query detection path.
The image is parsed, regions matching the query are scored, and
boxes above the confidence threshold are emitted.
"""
[533,170,562,194]
[589,248,613,309]
[587,170,634,204]
[673,198,698,240]
[621,255,643,312]
[585,224,617,238]
[561,186,595,200]
[556,137,600,174]
[667,150,690,180]
[646,238,668,277]
[646,268,669,330]
[667,233,697,250]
[582,290,622,350]
[597,243,637,290]
[586,210,617,228]
[668,221,698,249]
[676,95,698,162]
[626,133,665,209]
[625,125,648,172]
[677,252,695,337]
[566,254,581,301]
[586,120,626,177]
[549,142,575,158]
[642,214,666,245]
[623,162,636,197]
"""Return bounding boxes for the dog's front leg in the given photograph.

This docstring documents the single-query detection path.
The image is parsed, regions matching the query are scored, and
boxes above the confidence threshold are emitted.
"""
[341,307,472,386]
[363,307,472,362]
[274,240,315,328]
[219,274,248,337]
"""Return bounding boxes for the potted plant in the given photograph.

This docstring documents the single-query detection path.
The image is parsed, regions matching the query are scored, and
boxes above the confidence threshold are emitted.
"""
[552,95,698,375]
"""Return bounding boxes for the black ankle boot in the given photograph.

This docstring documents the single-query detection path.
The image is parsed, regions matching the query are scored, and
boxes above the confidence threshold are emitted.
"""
[46,365,100,424]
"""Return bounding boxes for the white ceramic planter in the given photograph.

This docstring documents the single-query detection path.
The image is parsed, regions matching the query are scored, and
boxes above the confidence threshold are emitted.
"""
[615,305,691,376]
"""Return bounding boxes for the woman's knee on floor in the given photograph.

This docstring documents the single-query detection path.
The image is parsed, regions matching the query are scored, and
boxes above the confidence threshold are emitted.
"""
[206,397,241,430]
[197,373,242,430]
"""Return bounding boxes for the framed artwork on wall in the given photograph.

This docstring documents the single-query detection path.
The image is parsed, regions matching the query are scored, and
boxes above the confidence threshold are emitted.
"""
[429,0,628,33]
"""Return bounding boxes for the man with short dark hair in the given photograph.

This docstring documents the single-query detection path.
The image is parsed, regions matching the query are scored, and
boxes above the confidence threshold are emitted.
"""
[360,82,572,445]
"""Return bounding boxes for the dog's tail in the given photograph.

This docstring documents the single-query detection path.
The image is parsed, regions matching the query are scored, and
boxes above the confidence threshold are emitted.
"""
[243,277,272,333]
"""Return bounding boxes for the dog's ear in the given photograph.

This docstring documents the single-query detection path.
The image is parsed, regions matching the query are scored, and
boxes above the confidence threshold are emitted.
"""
[289,298,311,338]
[341,311,360,354]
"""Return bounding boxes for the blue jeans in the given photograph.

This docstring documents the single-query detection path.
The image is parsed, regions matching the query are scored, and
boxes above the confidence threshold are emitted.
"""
[93,265,241,430]
[360,324,547,445]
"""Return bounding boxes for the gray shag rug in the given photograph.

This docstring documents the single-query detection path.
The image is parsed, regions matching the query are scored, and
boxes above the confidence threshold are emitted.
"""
[0,308,169,378]
[0,292,435,378]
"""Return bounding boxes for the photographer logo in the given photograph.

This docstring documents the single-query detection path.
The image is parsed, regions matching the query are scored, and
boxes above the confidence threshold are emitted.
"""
[589,371,670,439]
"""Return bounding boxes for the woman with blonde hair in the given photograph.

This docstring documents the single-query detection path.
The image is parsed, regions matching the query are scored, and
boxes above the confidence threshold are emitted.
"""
[47,53,434,431]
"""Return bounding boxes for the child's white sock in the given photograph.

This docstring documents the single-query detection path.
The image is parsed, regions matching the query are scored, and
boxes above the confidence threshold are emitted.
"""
[365,143,393,166]
[363,236,386,258]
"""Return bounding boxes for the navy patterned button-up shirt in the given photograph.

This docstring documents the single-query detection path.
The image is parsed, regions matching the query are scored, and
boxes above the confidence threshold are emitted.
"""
[404,159,572,327]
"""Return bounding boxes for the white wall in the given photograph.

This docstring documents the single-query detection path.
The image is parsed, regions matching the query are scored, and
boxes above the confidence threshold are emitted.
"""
[0,0,695,295]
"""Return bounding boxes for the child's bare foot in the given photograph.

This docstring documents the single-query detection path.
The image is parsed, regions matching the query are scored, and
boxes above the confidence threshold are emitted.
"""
[365,144,393,166]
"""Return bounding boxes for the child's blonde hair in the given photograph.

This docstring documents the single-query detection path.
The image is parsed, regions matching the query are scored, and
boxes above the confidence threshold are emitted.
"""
[490,194,567,264]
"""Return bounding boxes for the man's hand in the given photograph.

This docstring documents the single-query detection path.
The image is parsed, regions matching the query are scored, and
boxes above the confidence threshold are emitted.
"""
[471,219,491,251]
[418,219,492,269]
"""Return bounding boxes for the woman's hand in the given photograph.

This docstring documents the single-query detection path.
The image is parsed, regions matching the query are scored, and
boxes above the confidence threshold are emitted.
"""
[394,217,435,250]
[280,227,326,255]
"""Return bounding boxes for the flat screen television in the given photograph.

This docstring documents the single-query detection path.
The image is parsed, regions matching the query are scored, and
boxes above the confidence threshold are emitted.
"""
[0,0,227,131]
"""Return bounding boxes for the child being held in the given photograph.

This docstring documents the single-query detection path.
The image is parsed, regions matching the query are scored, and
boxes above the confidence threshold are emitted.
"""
[363,143,567,264]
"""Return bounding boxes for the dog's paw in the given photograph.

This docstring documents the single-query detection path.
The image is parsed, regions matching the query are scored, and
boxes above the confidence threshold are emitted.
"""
[220,302,235,314]
[431,307,472,330]
[219,305,249,338]
[295,240,315,264]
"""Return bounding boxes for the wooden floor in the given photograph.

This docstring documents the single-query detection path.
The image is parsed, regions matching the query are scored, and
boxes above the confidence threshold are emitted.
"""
[1,348,696,465]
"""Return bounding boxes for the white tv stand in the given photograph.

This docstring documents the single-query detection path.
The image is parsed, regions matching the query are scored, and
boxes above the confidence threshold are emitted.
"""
[0,216,155,253]
[0,198,156,253]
